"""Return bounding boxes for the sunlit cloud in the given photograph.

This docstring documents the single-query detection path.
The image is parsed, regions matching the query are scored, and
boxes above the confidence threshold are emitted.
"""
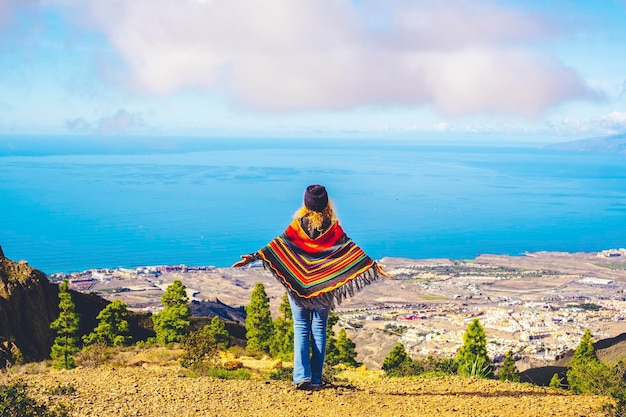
[598,111,626,134]
[547,111,626,136]
[51,0,597,118]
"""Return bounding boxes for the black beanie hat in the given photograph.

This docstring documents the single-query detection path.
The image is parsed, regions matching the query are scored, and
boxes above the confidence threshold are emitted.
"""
[304,184,328,212]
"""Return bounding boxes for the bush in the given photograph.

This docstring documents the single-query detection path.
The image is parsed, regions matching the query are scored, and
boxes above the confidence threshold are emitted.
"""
[268,366,293,381]
[76,342,110,368]
[323,364,341,384]
[382,343,414,377]
[228,345,247,358]
[549,373,563,389]
[207,367,252,380]
[499,351,520,382]
[382,344,459,378]
[0,382,70,417]
[416,355,458,376]
[326,328,360,367]
[180,320,228,371]
[46,384,76,396]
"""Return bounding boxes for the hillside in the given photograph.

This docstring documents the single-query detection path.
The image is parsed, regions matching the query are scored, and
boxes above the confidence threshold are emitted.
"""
[0,361,610,417]
[0,249,155,367]
[545,132,626,153]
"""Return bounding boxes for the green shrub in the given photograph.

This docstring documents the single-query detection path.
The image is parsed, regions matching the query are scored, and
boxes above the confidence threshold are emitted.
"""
[325,328,360,367]
[382,343,415,377]
[417,355,458,376]
[323,364,340,384]
[498,351,520,382]
[549,373,563,389]
[268,366,293,381]
[46,383,76,396]
[76,342,110,368]
[180,322,224,371]
[0,381,70,417]
[228,344,247,358]
[207,367,252,380]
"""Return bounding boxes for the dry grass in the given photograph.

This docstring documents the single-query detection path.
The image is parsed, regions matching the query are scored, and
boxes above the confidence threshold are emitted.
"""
[0,347,612,417]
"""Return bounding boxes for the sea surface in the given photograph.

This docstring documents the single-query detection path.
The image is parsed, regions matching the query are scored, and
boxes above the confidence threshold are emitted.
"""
[1,136,625,274]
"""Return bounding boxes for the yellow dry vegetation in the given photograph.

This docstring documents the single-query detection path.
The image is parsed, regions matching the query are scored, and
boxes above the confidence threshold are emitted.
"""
[0,351,611,417]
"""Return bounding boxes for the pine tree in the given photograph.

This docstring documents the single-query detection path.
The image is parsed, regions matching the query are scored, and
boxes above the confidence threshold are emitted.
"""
[50,280,80,369]
[83,299,131,347]
[245,282,274,354]
[382,343,413,377]
[270,293,294,360]
[152,280,190,344]
[567,329,608,394]
[207,316,230,350]
[571,329,598,364]
[499,351,520,382]
[456,318,493,378]
[325,312,340,365]
[549,373,563,389]
[334,328,360,367]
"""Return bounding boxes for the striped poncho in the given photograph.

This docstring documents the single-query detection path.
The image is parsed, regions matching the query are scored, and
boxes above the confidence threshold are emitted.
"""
[257,219,380,309]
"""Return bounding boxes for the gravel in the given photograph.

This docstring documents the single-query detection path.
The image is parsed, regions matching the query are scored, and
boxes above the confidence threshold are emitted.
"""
[0,365,610,417]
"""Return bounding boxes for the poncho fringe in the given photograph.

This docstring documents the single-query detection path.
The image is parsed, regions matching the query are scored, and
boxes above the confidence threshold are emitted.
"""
[256,219,381,309]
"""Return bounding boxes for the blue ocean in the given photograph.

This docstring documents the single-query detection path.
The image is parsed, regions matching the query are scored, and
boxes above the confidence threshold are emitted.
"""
[1,136,625,274]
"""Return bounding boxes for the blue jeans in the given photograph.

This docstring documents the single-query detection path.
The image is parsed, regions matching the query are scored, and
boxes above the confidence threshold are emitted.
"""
[288,295,331,385]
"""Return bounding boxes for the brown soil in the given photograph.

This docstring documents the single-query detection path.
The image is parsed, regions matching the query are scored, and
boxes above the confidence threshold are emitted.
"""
[1,364,610,417]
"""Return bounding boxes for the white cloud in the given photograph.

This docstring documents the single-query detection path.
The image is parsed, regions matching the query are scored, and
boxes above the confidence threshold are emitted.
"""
[548,111,626,136]
[96,109,145,134]
[55,0,596,117]
[66,109,146,134]
[598,111,626,134]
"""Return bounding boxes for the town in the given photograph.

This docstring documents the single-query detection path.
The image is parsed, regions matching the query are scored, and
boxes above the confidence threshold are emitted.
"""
[50,249,626,370]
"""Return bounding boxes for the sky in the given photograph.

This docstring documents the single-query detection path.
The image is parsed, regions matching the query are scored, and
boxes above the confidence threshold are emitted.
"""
[1,0,626,141]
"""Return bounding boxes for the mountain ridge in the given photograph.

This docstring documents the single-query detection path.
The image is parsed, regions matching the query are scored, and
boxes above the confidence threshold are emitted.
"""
[545,132,626,153]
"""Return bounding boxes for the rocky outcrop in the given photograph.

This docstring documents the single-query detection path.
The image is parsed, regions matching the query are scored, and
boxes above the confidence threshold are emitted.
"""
[0,250,156,367]
[190,298,246,325]
[0,340,21,368]
[0,253,59,364]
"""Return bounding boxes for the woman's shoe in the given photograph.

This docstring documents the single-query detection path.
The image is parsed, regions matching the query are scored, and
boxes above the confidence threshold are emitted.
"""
[294,381,312,390]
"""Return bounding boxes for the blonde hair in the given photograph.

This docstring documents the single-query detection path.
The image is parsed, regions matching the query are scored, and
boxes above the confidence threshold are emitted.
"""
[294,200,337,236]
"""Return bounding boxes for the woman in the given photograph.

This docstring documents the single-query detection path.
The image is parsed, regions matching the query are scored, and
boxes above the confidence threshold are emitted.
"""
[233,184,391,390]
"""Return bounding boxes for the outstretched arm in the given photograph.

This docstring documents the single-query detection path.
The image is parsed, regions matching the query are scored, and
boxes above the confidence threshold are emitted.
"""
[376,263,394,279]
[231,254,258,268]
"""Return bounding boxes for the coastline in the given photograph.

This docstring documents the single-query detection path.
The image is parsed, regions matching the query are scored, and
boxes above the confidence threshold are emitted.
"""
[47,248,626,370]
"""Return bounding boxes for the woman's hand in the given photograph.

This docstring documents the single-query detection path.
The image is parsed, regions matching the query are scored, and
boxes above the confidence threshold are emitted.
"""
[232,254,255,268]
[376,263,394,279]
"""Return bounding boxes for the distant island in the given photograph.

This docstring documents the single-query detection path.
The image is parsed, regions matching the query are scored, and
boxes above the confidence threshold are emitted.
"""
[545,132,626,153]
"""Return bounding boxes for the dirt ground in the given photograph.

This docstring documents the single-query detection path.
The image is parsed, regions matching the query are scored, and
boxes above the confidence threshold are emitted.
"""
[1,364,610,417]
